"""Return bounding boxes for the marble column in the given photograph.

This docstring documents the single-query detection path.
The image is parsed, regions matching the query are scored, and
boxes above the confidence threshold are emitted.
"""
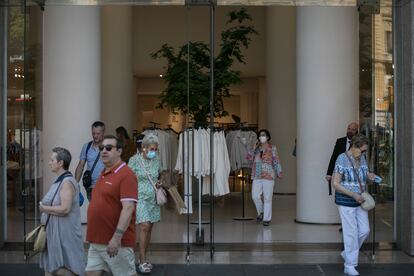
[101,6,134,134]
[266,6,297,194]
[296,7,358,223]
[43,6,101,223]
[394,0,414,256]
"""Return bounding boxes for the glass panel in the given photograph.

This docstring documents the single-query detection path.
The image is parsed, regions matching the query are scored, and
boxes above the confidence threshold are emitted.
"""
[372,0,394,242]
[6,4,27,244]
[5,3,43,252]
[359,0,394,243]
[0,5,7,246]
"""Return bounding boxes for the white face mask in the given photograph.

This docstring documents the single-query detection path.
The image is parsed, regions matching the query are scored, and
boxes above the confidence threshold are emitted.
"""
[259,136,268,144]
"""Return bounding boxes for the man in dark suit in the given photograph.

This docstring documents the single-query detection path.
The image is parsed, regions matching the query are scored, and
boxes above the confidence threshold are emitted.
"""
[326,122,359,195]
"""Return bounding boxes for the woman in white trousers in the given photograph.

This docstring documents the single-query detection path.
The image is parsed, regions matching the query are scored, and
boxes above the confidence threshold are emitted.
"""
[332,134,376,276]
[248,129,282,226]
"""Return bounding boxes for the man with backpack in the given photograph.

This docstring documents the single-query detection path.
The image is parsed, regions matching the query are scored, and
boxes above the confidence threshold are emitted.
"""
[75,121,105,200]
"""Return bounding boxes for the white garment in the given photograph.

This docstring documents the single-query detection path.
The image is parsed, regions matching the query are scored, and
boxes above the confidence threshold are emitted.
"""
[338,205,370,269]
[175,129,231,213]
[346,138,351,151]
[251,179,274,222]
[175,131,194,214]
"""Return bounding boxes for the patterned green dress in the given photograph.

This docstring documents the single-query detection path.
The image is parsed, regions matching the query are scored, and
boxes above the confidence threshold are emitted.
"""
[128,153,161,224]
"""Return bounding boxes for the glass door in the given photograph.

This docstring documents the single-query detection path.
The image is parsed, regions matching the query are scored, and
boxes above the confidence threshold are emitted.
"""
[0,3,7,248]
[1,1,43,257]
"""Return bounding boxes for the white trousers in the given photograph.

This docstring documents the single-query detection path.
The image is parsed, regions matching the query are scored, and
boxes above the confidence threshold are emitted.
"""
[252,179,274,222]
[338,205,370,268]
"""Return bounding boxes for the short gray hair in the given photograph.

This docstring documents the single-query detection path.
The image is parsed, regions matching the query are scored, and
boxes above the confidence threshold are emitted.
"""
[350,134,369,149]
[52,147,72,170]
[142,133,159,147]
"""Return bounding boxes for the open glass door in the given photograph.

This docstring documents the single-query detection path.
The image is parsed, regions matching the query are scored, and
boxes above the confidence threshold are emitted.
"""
[1,1,43,257]
[0,1,7,249]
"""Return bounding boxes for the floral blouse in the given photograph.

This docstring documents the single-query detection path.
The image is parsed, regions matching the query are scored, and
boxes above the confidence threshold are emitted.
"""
[247,143,282,180]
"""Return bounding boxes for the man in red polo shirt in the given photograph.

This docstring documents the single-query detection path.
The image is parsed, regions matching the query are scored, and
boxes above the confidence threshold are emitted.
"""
[85,135,138,276]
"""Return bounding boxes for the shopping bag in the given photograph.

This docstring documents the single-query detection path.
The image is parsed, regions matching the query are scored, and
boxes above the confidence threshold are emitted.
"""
[167,186,186,215]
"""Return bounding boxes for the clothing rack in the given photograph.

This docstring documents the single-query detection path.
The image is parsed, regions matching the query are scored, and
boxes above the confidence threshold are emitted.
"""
[165,124,179,135]
[141,121,162,132]
[232,168,254,221]
[220,122,258,132]
[182,125,226,245]
[225,127,256,221]
[189,127,210,246]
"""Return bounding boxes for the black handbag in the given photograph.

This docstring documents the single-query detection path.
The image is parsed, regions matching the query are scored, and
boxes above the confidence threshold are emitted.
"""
[82,141,100,190]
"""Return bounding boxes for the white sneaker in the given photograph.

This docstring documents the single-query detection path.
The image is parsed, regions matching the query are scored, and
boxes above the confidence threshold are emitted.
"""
[344,266,359,276]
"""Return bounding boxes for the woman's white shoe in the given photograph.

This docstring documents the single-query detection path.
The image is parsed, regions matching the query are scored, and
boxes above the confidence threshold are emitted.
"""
[344,266,359,276]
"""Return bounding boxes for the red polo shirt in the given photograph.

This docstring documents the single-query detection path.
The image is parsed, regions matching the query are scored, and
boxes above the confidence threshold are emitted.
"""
[86,161,138,247]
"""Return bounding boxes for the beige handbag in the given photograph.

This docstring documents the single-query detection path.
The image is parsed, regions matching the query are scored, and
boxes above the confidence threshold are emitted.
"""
[25,177,65,252]
[346,154,375,211]
[26,225,47,252]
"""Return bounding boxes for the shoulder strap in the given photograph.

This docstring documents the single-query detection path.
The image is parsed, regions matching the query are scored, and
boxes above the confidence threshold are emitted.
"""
[345,154,364,193]
[138,156,157,192]
[86,141,100,174]
[85,141,93,155]
[44,174,68,227]
[90,151,101,174]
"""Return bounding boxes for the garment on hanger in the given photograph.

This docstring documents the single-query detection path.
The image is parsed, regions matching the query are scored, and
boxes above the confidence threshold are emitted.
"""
[175,128,231,213]
[226,129,257,171]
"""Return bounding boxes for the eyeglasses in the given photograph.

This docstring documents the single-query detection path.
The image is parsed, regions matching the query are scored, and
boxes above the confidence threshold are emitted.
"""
[99,144,116,152]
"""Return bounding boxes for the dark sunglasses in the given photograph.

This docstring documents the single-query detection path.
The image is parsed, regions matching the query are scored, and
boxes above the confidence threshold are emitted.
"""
[99,144,116,152]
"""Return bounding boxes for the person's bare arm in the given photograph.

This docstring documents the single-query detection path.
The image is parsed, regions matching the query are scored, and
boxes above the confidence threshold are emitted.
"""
[39,181,75,216]
[106,201,136,257]
[74,160,86,182]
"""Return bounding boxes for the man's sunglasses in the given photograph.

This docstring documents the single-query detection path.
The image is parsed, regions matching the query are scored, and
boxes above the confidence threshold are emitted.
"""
[99,144,117,152]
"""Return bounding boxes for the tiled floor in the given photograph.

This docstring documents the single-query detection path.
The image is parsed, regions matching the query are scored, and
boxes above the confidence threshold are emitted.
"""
[7,194,394,244]
[1,249,413,265]
[2,194,408,272]
[3,263,414,276]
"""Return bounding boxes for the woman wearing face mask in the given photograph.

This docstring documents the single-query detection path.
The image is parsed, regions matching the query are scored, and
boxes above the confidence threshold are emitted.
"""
[332,134,376,276]
[128,133,162,274]
[248,129,283,226]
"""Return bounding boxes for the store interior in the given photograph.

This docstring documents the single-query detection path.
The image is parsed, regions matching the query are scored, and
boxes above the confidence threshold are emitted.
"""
[4,3,394,250]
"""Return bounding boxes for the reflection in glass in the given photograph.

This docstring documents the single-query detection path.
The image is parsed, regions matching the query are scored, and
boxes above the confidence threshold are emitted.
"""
[359,0,394,242]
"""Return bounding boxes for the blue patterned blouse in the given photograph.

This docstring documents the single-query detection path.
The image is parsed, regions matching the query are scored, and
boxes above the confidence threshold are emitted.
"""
[334,153,369,207]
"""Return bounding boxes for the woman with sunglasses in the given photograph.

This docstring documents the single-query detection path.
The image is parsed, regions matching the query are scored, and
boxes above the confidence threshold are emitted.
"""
[332,134,376,276]
[128,133,162,274]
